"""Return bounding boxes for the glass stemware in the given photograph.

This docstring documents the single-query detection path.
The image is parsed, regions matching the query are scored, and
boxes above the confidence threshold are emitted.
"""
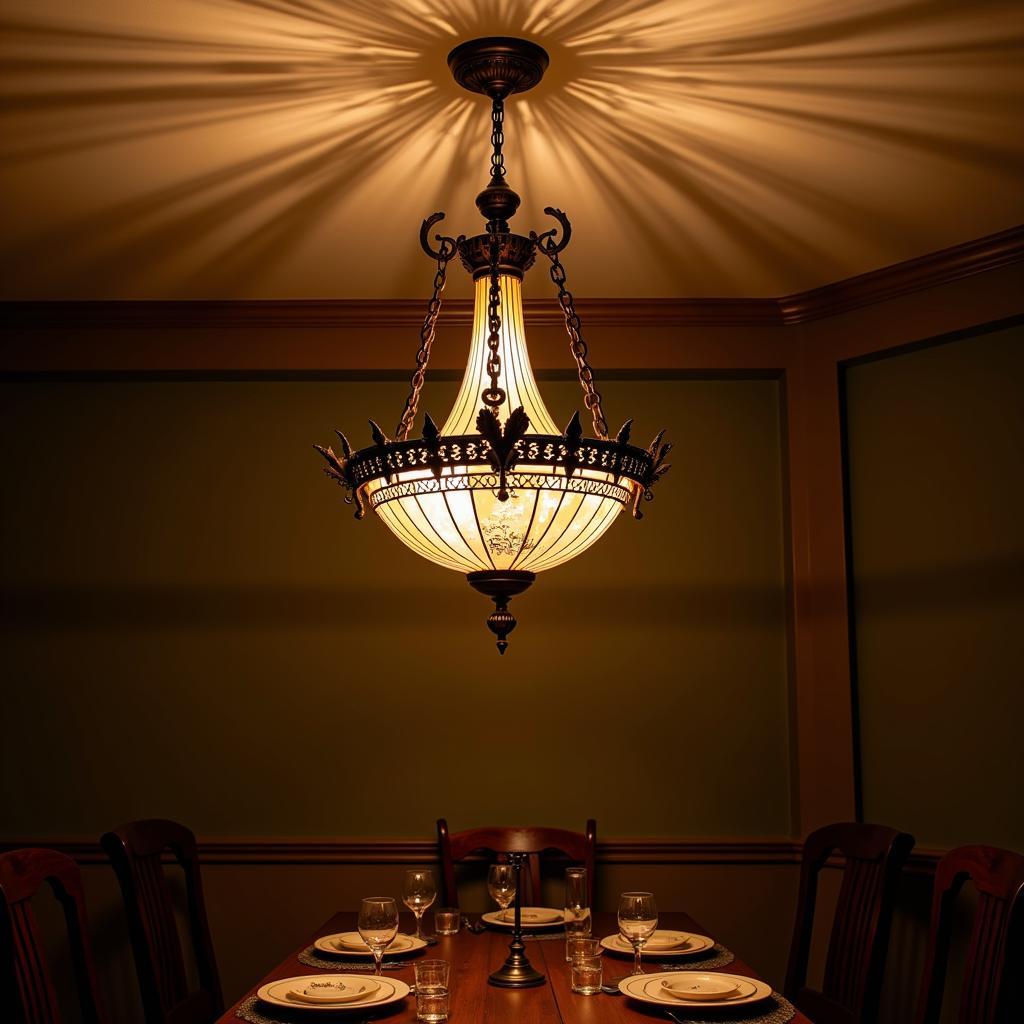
[564,866,591,961]
[402,868,437,941]
[617,891,658,976]
[358,896,399,976]
[487,863,516,918]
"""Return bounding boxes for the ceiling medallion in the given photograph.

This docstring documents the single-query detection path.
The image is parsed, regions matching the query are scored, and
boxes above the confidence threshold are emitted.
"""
[315,38,672,653]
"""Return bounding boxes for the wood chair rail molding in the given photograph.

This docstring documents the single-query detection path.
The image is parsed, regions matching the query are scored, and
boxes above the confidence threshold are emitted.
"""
[0,837,949,872]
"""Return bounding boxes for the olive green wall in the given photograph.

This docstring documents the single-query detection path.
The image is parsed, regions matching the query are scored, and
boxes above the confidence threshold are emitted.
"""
[1,375,791,840]
[844,324,1024,851]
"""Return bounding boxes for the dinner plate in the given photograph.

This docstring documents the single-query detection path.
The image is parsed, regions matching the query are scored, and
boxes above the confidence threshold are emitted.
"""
[482,907,566,929]
[257,974,410,1012]
[278,978,380,1005]
[619,971,771,1008]
[660,973,741,1001]
[313,932,426,957]
[639,930,695,951]
[601,930,715,957]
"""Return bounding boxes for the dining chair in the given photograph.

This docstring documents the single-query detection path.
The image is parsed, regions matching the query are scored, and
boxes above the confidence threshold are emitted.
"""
[436,818,596,909]
[912,845,1024,1024]
[784,822,915,1024]
[100,819,222,1024]
[0,847,107,1024]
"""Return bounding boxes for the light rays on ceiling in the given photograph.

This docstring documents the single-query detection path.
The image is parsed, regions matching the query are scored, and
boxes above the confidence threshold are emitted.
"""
[0,0,1022,298]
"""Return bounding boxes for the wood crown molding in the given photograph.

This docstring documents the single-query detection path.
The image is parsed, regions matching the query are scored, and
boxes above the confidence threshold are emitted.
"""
[776,225,1024,324]
[2,226,1020,334]
[0,836,802,866]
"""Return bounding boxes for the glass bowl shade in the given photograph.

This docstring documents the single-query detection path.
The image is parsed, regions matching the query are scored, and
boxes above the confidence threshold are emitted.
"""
[366,465,630,573]
[364,273,637,573]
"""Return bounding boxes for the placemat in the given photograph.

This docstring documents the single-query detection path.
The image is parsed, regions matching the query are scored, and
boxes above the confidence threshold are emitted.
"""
[297,947,408,971]
[236,993,383,1024]
[657,943,735,971]
[236,989,795,1024]
[646,992,796,1023]
[236,995,300,1024]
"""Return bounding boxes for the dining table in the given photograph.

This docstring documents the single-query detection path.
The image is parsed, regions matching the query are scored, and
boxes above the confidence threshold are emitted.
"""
[218,910,811,1024]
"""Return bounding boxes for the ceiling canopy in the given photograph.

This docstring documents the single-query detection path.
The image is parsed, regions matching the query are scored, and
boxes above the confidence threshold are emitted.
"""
[1,0,1022,299]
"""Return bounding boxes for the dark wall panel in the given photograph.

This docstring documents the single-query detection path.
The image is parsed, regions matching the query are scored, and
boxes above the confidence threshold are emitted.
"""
[1,376,791,840]
[845,324,1024,850]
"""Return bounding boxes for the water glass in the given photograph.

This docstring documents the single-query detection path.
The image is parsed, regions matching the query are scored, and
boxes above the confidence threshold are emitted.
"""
[414,959,450,1022]
[564,866,591,960]
[566,935,601,963]
[570,954,603,995]
[434,907,461,936]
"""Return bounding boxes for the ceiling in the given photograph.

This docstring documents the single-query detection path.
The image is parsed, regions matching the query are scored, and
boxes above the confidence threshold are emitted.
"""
[1,0,1022,300]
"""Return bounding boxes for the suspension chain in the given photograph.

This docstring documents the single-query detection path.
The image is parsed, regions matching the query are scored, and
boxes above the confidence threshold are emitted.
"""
[395,237,457,440]
[539,247,609,439]
[481,226,505,409]
[478,96,507,410]
[490,98,505,181]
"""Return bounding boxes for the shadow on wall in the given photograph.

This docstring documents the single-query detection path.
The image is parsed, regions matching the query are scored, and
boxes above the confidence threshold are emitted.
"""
[0,0,1022,297]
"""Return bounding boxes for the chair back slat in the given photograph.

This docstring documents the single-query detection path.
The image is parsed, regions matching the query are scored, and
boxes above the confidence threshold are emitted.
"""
[101,820,222,1024]
[0,848,106,1024]
[11,901,59,1024]
[785,822,914,1024]
[823,853,886,1007]
[136,853,188,1008]
[914,845,1024,1024]
[437,819,596,909]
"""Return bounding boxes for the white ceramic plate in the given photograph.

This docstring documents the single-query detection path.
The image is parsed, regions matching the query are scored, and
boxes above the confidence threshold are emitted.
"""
[660,973,741,1002]
[276,978,380,1006]
[312,932,426,957]
[482,907,566,929]
[601,930,715,958]
[257,974,410,1013]
[619,971,771,1008]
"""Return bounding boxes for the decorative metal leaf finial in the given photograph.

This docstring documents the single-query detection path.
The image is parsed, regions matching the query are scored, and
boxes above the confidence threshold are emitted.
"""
[477,405,530,501]
[633,429,672,518]
[313,440,365,519]
[562,410,583,481]
[422,412,444,479]
[369,420,389,446]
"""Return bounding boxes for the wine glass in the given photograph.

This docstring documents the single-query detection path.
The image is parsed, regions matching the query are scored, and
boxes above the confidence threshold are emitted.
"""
[487,863,516,920]
[403,868,437,941]
[358,897,399,976]
[564,866,591,961]
[618,891,657,976]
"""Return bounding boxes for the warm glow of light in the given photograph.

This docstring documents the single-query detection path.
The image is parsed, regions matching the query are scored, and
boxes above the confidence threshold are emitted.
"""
[364,272,634,573]
[1,0,1021,298]
[442,273,558,434]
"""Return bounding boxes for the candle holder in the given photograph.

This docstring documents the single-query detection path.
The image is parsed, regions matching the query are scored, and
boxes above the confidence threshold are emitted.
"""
[487,852,546,988]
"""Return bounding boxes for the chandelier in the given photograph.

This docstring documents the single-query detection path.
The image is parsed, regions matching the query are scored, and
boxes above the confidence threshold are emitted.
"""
[316,38,671,653]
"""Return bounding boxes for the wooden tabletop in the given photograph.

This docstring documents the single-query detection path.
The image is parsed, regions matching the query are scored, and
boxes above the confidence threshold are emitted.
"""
[217,910,811,1023]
